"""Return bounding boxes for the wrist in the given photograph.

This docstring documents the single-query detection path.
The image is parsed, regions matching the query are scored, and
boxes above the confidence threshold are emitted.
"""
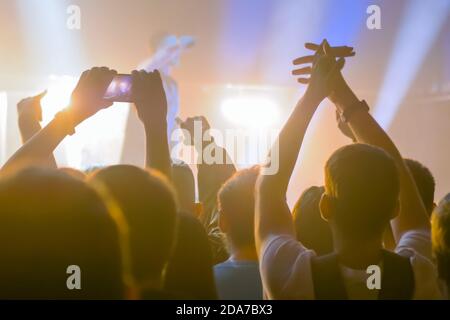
[144,119,167,135]
[53,110,76,136]
[332,82,359,112]
[303,89,324,107]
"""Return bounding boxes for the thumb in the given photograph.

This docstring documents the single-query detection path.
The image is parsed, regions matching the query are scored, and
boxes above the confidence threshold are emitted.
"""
[35,90,47,101]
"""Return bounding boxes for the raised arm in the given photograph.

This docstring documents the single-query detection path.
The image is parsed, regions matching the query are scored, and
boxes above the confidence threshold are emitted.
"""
[16,91,57,168]
[178,115,236,263]
[2,67,117,172]
[178,116,236,203]
[331,69,430,242]
[255,41,345,253]
[132,70,172,180]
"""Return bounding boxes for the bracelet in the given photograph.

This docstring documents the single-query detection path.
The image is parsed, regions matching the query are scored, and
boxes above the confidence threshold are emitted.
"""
[339,100,370,123]
[54,110,76,136]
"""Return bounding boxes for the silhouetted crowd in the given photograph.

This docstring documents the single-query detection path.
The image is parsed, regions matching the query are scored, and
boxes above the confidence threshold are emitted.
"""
[0,40,448,300]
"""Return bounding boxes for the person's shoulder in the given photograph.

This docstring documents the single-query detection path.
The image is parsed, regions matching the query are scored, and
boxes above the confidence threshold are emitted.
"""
[408,253,445,299]
[214,259,233,270]
[395,228,432,260]
[261,234,310,257]
[395,232,443,300]
[260,234,316,299]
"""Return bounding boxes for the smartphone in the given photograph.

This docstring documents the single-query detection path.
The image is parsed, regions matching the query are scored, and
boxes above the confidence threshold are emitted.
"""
[104,74,133,103]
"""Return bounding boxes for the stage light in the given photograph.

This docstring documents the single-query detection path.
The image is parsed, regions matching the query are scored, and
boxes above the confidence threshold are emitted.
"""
[373,0,450,129]
[40,75,78,125]
[220,96,279,128]
[38,75,128,170]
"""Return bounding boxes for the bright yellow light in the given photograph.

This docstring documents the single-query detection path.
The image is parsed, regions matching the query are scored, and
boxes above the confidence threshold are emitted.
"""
[221,96,279,127]
[39,75,128,170]
[41,75,78,125]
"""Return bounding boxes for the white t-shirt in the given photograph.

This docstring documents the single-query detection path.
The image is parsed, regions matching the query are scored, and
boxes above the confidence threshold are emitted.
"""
[260,230,444,300]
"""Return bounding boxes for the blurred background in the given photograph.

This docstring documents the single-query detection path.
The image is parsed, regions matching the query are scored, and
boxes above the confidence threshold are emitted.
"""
[0,0,449,206]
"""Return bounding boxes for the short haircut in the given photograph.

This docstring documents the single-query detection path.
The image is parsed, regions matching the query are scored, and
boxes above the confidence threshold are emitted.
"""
[324,144,400,240]
[432,193,450,288]
[0,168,123,299]
[89,165,177,283]
[405,158,435,215]
[218,166,260,248]
[293,186,333,255]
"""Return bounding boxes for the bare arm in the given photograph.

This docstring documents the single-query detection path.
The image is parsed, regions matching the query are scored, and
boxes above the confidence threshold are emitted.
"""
[255,41,345,254]
[2,67,117,173]
[333,77,430,242]
[3,114,72,171]
[16,91,57,168]
[132,70,172,180]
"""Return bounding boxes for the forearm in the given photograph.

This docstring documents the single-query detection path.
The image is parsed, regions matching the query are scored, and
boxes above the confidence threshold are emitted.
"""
[336,84,430,241]
[18,118,58,168]
[3,115,69,172]
[144,122,172,181]
[256,93,320,248]
[260,94,320,195]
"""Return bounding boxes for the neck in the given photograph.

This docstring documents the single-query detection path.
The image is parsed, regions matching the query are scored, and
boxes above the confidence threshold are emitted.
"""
[229,244,258,262]
[334,235,384,269]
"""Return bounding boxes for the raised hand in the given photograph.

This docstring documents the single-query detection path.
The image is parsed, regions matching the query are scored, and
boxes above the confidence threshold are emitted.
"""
[17,90,46,125]
[176,116,211,147]
[304,42,355,58]
[293,40,346,104]
[131,70,167,126]
[69,67,117,126]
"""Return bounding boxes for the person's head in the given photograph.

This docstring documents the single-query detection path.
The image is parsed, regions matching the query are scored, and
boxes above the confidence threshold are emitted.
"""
[293,186,333,255]
[431,193,450,290]
[172,160,195,214]
[89,165,177,288]
[59,167,87,181]
[0,167,123,299]
[218,166,260,251]
[164,212,217,299]
[404,158,435,215]
[320,144,400,244]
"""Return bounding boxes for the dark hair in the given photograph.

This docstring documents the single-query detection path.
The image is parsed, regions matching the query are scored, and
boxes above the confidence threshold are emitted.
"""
[404,159,435,215]
[324,144,400,240]
[164,212,217,299]
[89,165,177,284]
[172,161,195,214]
[218,166,260,248]
[0,168,123,299]
[293,186,333,255]
[432,193,450,291]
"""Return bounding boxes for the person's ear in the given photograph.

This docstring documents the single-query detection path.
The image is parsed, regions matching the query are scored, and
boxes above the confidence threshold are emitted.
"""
[218,210,228,233]
[319,193,334,222]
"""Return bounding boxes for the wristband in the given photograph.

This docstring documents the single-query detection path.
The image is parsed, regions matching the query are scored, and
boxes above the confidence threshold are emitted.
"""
[339,99,369,123]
